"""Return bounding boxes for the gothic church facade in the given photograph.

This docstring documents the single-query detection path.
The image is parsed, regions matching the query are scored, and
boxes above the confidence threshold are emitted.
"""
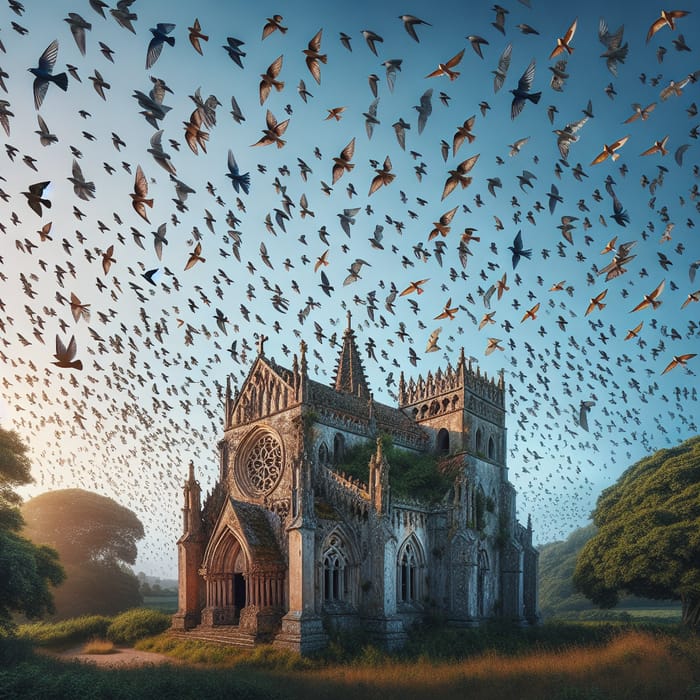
[173,318,538,653]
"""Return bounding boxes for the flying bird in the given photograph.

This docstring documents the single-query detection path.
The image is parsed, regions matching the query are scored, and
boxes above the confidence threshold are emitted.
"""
[251,109,289,148]
[332,137,355,184]
[399,14,431,42]
[226,149,250,194]
[510,59,541,119]
[146,23,175,68]
[53,335,83,370]
[549,17,577,59]
[661,353,696,374]
[303,29,326,84]
[591,135,629,165]
[188,18,208,55]
[29,40,68,110]
[426,49,465,81]
[21,180,52,218]
[441,153,480,200]
[508,230,532,268]
[131,165,153,222]
[646,9,691,43]
[631,280,665,312]
[259,55,284,105]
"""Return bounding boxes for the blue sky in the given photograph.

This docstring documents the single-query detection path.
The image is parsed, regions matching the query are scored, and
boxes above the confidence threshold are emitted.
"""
[0,0,698,576]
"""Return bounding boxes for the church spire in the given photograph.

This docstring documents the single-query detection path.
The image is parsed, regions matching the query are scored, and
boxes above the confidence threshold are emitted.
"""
[331,311,370,399]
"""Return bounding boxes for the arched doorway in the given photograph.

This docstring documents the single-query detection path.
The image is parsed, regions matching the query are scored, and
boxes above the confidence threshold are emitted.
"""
[202,528,247,626]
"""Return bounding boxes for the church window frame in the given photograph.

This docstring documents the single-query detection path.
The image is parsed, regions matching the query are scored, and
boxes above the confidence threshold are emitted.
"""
[321,532,355,609]
[235,427,285,498]
[475,428,483,454]
[436,428,450,455]
[488,435,495,460]
[397,536,425,607]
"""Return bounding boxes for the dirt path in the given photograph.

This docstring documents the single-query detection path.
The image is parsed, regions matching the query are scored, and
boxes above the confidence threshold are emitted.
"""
[46,646,177,668]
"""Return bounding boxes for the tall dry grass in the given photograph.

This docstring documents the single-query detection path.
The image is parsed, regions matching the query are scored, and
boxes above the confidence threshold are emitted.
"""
[271,630,700,700]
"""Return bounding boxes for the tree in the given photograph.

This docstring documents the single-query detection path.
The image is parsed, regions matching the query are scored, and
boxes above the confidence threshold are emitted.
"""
[22,489,145,619]
[574,435,700,630]
[0,428,64,631]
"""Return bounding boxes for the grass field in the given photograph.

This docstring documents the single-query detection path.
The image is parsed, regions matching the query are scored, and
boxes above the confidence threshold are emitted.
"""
[4,618,700,700]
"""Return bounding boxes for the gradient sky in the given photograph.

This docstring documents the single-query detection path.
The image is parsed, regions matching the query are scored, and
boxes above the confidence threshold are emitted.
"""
[0,0,698,577]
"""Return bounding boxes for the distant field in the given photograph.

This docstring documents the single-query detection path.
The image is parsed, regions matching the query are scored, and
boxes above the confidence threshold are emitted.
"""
[620,607,682,622]
[141,595,178,614]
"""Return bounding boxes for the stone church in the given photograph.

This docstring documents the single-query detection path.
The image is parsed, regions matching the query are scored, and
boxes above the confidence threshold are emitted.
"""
[173,316,539,653]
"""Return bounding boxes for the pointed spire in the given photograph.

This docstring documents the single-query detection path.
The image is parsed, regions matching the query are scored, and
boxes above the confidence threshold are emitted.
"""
[331,311,370,398]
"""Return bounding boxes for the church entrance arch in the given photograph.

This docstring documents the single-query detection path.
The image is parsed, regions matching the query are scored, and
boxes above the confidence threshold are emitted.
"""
[202,528,248,626]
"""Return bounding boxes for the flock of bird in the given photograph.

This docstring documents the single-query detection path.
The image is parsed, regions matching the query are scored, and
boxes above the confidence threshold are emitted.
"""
[0,0,698,575]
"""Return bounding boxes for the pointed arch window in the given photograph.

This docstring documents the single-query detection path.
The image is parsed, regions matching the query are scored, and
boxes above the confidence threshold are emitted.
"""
[475,428,483,454]
[488,436,495,460]
[398,538,424,605]
[323,535,348,603]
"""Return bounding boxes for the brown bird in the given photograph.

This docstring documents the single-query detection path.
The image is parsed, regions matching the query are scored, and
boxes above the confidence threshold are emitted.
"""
[646,10,690,43]
[585,289,608,315]
[590,135,629,165]
[623,102,656,123]
[661,353,696,374]
[400,279,429,296]
[496,274,509,299]
[314,249,329,272]
[183,109,208,154]
[549,17,577,59]
[69,292,90,322]
[485,337,504,355]
[262,14,287,40]
[624,320,643,340]
[101,244,116,275]
[521,302,540,323]
[304,29,326,84]
[435,297,458,320]
[368,156,395,195]
[640,135,669,156]
[428,206,458,240]
[332,137,355,184]
[325,106,346,121]
[441,153,480,200]
[251,110,289,148]
[131,165,153,222]
[452,115,476,156]
[184,241,205,270]
[53,334,83,370]
[631,279,665,311]
[425,48,465,81]
[259,55,284,105]
[188,18,208,55]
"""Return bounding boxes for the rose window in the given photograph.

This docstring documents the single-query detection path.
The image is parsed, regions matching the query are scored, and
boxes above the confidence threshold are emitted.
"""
[244,432,283,495]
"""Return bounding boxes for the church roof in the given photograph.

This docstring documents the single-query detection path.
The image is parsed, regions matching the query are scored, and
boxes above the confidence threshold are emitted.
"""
[228,498,285,569]
[330,312,370,399]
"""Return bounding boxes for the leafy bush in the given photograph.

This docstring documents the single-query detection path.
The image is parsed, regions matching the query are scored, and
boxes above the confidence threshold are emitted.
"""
[106,608,171,645]
[17,615,111,648]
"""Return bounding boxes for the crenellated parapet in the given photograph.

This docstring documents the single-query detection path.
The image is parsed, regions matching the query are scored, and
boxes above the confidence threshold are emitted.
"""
[399,349,505,411]
[398,348,506,431]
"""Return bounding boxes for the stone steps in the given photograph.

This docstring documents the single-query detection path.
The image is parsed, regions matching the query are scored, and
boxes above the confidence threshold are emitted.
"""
[169,626,257,649]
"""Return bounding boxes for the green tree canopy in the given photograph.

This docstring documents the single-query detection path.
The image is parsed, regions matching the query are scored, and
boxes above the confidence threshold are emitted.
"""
[0,428,64,631]
[22,489,145,618]
[574,435,700,630]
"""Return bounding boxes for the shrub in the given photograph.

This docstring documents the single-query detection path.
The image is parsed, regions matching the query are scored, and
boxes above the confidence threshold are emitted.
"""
[106,608,171,645]
[82,638,116,654]
[17,615,111,648]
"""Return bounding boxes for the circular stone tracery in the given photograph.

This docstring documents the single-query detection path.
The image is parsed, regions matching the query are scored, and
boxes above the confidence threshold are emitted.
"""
[243,432,283,496]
